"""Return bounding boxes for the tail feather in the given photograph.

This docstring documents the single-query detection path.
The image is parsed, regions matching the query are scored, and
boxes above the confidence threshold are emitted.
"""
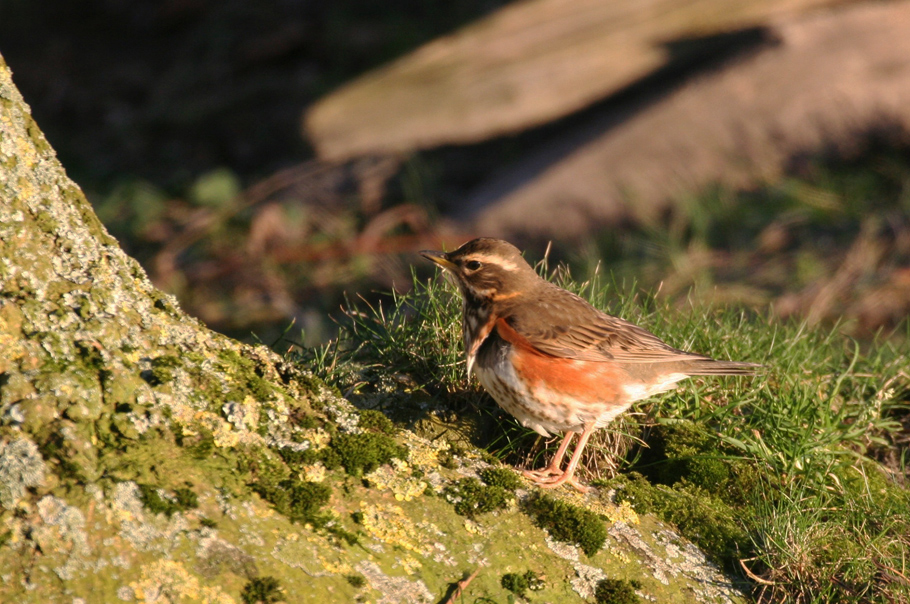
[684,359,763,376]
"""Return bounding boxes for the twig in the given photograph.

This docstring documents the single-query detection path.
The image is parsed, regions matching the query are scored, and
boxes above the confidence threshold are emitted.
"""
[443,567,481,604]
[739,558,776,586]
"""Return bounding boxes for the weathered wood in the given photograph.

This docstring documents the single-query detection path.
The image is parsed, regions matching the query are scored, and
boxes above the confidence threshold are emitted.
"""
[304,0,851,160]
[460,1,910,239]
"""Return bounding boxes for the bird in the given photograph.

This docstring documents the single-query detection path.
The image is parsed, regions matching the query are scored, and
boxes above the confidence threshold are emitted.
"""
[420,237,760,492]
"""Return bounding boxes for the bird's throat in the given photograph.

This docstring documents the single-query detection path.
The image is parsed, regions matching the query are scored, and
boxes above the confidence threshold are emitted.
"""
[463,300,494,378]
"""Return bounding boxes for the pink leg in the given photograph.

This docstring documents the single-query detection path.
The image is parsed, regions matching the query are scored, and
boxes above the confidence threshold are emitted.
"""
[523,431,575,480]
[534,423,596,493]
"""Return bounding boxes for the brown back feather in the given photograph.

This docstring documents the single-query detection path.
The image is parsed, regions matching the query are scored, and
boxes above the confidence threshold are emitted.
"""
[500,280,760,373]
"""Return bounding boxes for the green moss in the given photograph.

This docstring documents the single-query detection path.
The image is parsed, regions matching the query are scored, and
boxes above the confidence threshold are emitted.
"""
[601,421,762,566]
[153,355,182,369]
[594,579,642,604]
[345,574,366,589]
[438,450,458,470]
[842,459,907,508]
[149,290,179,316]
[523,493,606,556]
[216,349,278,403]
[291,413,319,430]
[74,340,105,372]
[637,422,730,494]
[240,576,284,604]
[609,472,747,565]
[174,486,198,509]
[357,409,396,435]
[500,570,544,597]
[24,113,52,155]
[137,483,198,517]
[181,429,216,460]
[323,432,407,476]
[444,477,513,518]
[34,212,58,234]
[480,467,523,491]
[327,524,360,547]
[242,447,291,494]
[277,446,321,467]
[36,426,86,481]
[145,355,182,386]
[255,479,331,526]
[247,375,274,402]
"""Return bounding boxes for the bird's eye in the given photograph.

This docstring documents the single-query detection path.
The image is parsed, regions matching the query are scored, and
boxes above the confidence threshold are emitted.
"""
[464,260,482,271]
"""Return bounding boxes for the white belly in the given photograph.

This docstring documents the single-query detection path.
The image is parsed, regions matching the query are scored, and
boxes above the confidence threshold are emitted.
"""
[473,355,627,437]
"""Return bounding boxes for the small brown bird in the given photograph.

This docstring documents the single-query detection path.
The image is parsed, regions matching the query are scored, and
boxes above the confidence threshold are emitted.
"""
[421,238,759,492]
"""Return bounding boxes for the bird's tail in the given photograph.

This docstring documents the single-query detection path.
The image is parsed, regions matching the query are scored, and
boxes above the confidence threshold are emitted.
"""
[683,359,763,376]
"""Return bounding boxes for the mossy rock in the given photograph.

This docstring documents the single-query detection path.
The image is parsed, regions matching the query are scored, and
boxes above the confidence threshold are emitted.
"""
[444,477,513,518]
[479,466,524,490]
[323,432,407,476]
[608,471,748,566]
[501,570,544,598]
[523,493,607,556]
[240,576,285,604]
[137,483,199,517]
[595,578,642,604]
[635,421,731,493]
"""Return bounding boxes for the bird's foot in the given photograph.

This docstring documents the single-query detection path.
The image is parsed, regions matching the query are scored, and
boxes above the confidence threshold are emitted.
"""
[523,469,590,493]
[522,466,562,480]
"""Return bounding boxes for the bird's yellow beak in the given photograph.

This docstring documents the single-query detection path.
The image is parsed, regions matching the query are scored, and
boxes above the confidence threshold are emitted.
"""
[420,250,457,271]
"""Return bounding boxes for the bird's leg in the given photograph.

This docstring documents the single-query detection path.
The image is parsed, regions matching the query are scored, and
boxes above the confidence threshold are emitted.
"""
[533,423,596,493]
[523,431,575,480]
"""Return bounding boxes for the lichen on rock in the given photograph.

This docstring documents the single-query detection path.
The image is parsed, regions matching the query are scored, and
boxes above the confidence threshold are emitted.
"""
[0,437,46,509]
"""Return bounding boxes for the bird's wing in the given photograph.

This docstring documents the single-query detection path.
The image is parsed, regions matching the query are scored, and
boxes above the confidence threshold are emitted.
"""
[501,284,708,364]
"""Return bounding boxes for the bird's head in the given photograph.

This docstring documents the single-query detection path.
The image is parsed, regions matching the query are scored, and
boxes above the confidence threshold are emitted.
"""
[420,238,538,303]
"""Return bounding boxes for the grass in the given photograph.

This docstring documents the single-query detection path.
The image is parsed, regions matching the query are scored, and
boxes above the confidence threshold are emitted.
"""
[569,125,910,339]
[294,258,910,603]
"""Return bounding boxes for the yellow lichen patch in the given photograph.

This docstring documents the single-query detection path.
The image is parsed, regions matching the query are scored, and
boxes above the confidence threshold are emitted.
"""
[130,560,236,604]
[320,556,354,575]
[169,404,208,433]
[265,396,290,416]
[0,334,23,372]
[463,519,485,535]
[611,549,632,564]
[0,311,25,372]
[302,462,327,483]
[235,395,261,431]
[360,502,428,555]
[403,432,449,469]
[14,132,39,170]
[244,500,276,520]
[397,554,423,575]
[123,349,143,365]
[561,492,640,526]
[606,500,639,525]
[212,422,241,448]
[169,403,263,449]
[364,461,427,502]
[300,427,331,451]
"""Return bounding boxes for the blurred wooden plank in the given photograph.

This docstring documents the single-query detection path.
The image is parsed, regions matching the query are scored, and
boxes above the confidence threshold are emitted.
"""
[304,0,851,160]
[461,1,910,240]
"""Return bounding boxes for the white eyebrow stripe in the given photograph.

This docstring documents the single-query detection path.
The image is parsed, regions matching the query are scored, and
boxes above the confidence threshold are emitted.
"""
[467,254,520,272]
